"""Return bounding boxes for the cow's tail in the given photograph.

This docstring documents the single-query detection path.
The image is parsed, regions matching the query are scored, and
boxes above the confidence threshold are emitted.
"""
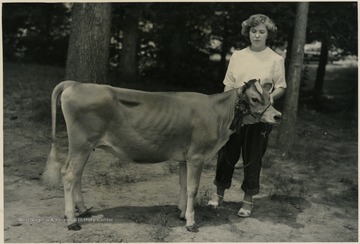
[43,80,76,188]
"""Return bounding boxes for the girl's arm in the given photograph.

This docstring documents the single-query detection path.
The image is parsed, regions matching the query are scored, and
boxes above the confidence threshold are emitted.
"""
[270,87,285,104]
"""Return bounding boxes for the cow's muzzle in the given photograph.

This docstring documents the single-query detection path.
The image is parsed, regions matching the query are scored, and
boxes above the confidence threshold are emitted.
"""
[263,110,282,125]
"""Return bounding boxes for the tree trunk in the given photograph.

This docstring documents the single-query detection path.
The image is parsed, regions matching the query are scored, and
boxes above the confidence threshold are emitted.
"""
[285,28,294,79]
[117,7,141,84]
[66,3,112,84]
[313,36,329,105]
[277,2,309,152]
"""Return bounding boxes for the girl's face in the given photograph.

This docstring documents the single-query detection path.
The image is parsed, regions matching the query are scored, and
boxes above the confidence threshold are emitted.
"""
[249,23,268,51]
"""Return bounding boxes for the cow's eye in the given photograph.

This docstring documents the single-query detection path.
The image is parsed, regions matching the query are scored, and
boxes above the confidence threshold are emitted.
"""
[251,98,259,103]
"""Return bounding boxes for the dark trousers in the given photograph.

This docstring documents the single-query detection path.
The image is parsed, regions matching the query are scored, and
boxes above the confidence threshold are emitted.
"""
[214,123,272,195]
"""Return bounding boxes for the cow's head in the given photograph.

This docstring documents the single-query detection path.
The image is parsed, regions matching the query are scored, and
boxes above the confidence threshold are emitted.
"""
[231,79,282,130]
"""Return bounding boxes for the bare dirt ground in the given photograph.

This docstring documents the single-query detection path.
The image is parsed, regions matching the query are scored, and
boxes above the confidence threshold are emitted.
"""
[3,61,358,242]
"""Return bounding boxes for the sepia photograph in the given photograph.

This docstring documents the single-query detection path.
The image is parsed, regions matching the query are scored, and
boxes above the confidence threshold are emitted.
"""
[2,1,358,242]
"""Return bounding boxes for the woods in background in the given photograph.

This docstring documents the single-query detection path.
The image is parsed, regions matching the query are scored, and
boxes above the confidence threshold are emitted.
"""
[3,2,357,87]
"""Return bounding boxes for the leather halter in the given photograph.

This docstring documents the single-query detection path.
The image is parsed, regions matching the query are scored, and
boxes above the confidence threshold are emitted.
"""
[229,89,271,134]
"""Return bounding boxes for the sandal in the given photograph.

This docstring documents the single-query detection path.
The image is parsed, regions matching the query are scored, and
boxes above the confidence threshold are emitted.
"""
[208,193,223,209]
[237,200,253,217]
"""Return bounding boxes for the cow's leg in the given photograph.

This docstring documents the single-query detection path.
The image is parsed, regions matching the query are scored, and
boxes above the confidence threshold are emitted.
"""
[185,156,204,232]
[73,153,91,217]
[178,162,187,220]
[61,149,91,230]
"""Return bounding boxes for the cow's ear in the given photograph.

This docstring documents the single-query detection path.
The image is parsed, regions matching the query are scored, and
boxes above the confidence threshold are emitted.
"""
[254,81,264,95]
[243,79,254,91]
[246,79,257,86]
[241,81,251,94]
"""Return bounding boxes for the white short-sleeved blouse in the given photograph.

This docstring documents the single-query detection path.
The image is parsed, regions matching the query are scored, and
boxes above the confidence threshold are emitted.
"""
[223,47,287,92]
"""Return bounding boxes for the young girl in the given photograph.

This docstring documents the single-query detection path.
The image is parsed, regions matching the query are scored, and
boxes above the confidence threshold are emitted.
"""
[208,14,287,217]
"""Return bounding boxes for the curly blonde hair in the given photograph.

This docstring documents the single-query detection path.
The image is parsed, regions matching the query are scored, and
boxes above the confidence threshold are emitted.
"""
[241,14,277,42]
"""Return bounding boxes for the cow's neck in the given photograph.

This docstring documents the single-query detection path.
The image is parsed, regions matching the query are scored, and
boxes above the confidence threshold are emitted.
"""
[210,90,239,133]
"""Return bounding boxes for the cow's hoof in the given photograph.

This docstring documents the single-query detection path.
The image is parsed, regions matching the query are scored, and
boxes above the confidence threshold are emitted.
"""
[179,216,186,221]
[186,224,199,232]
[67,222,81,231]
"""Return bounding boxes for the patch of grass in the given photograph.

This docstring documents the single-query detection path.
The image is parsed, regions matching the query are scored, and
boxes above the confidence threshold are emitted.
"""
[268,172,306,204]
[149,207,171,242]
[196,186,211,207]
[324,178,358,206]
[287,138,323,167]
[166,162,178,174]
[70,229,122,243]
[129,213,148,224]
[93,173,138,187]
[123,174,137,183]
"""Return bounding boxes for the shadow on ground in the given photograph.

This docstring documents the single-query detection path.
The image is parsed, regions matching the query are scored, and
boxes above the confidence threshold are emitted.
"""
[86,195,311,230]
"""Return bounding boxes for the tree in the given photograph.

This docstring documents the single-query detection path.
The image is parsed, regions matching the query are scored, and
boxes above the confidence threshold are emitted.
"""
[115,4,143,84]
[307,2,357,105]
[277,2,309,152]
[313,33,328,104]
[66,3,112,83]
